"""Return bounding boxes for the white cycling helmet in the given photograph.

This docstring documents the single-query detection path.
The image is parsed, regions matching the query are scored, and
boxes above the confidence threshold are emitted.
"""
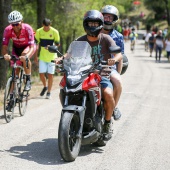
[8,10,23,23]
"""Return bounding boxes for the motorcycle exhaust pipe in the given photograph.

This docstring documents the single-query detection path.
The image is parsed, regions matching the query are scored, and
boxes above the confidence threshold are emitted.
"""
[85,118,93,128]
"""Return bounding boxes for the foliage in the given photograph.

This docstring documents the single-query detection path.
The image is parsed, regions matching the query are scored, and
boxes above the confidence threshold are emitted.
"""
[144,0,170,25]
[9,0,134,52]
[0,0,170,89]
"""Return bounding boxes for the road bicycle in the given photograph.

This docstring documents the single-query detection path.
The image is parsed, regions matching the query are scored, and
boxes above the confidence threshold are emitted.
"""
[0,55,29,123]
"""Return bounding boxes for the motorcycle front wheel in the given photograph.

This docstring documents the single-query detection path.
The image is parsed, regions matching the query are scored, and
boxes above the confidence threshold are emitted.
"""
[58,112,81,162]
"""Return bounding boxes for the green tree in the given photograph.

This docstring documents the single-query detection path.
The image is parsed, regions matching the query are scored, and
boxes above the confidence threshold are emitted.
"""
[144,0,170,26]
[0,0,12,89]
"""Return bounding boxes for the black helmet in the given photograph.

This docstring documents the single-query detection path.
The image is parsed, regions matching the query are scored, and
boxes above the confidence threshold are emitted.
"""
[101,5,119,30]
[131,27,135,31]
[83,10,104,37]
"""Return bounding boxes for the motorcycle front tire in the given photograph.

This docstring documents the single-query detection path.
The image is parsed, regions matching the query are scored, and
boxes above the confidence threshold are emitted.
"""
[58,111,81,162]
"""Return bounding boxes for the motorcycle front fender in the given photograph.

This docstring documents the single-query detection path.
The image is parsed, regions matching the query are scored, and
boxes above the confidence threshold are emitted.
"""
[62,105,86,138]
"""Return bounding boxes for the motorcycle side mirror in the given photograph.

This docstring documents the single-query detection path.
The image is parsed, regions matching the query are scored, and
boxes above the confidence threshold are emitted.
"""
[109,46,121,54]
[48,45,58,53]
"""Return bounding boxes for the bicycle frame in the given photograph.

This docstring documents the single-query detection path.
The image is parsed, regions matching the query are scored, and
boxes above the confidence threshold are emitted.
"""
[11,63,25,103]
[1,55,28,123]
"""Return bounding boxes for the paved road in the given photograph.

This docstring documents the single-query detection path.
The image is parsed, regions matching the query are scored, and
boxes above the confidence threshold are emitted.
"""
[0,39,170,170]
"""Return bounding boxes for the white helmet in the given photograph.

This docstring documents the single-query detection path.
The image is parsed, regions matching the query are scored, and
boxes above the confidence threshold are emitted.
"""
[8,10,23,23]
[101,5,119,30]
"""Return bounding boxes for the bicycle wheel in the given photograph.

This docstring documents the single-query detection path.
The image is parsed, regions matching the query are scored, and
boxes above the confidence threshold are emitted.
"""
[4,77,14,123]
[18,77,28,116]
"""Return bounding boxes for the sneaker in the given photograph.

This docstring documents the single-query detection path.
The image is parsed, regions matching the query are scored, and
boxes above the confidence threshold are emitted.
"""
[40,87,47,96]
[103,122,113,141]
[113,107,121,120]
[24,80,31,91]
[46,92,51,99]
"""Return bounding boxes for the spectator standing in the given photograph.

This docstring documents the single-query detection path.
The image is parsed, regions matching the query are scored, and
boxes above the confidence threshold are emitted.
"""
[129,27,138,51]
[163,28,168,39]
[148,32,155,57]
[144,30,151,51]
[154,30,164,62]
[164,35,170,61]
[123,26,130,42]
[35,18,60,99]
[140,11,145,19]
[136,20,140,31]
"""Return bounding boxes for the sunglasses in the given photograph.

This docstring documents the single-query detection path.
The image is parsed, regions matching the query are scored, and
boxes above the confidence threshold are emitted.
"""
[11,22,20,27]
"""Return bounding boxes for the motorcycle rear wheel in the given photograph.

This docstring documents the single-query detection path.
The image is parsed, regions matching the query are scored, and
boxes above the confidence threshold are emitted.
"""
[58,112,81,162]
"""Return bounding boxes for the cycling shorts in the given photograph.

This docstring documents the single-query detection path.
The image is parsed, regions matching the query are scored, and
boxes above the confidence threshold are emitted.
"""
[10,44,36,67]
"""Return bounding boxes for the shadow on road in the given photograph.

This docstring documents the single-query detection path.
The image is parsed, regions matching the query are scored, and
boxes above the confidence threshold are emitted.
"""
[6,138,63,165]
[6,138,105,165]
[79,144,104,157]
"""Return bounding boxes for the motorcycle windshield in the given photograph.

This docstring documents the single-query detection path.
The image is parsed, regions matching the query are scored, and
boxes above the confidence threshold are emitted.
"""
[64,41,92,75]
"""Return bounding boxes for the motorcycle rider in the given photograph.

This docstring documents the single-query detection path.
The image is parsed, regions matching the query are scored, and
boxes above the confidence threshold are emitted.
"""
[56,10,122,140]
[101,5,124,120]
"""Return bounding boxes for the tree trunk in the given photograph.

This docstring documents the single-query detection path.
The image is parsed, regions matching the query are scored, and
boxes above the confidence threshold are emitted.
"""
[0,0,12,89]
[37,0,46,29]
[164,0,170,26]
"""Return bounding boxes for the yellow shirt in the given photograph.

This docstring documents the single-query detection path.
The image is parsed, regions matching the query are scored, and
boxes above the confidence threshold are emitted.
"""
[35,26,60,62]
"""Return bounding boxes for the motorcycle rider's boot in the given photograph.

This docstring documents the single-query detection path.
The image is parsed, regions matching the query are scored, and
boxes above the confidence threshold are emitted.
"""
[103,121,113,141]
[113,107,121,121]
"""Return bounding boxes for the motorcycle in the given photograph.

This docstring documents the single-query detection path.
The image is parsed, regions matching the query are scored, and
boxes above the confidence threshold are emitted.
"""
[48,41,121,162]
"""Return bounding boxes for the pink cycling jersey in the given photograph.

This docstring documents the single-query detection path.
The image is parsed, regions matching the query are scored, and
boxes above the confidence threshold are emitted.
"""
[2,23,35,48]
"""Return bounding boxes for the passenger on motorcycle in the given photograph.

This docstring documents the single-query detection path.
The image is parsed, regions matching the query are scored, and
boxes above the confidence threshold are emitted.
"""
[56,10,122,140]
[101,5,124,120]
[2,10,36,93]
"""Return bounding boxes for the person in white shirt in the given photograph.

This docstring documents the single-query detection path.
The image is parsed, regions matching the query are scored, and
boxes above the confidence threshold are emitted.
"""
[165,36,170,61]
[144,30,151,51]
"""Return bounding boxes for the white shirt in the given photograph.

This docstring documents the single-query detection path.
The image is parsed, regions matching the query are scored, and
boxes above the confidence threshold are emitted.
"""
[165,40,170,51]
[145,32,151,42]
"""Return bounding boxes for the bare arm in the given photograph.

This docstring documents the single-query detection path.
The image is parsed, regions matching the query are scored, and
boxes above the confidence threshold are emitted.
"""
[34,44,39,63]
[1,45,8,55]
[1,45,11,61]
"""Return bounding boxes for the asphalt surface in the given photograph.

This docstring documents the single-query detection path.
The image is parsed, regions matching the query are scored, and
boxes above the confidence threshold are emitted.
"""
[0,38,170,170]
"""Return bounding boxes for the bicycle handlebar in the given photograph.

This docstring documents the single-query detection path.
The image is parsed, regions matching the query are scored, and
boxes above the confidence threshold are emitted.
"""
[0,55,29,69]
[0,56,4,60]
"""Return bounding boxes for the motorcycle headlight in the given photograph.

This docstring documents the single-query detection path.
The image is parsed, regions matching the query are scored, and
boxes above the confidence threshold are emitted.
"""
[67,74,81,86]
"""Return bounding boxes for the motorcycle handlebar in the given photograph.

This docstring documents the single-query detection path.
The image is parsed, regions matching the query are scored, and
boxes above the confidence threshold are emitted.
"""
[51,60,63,64]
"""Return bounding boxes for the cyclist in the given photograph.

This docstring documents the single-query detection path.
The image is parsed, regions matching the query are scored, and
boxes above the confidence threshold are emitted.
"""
[56,10,122,141]
[129,27,138,51]
[1,10,36,111]
[101,5,124,120]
